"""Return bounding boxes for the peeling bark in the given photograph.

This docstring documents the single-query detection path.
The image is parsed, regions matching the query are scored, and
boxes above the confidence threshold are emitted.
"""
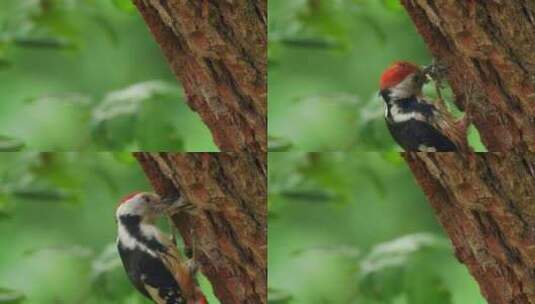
[134,152,267,304]
[404,153,535,304]
[401,0,535,152]
[133,1,267,152]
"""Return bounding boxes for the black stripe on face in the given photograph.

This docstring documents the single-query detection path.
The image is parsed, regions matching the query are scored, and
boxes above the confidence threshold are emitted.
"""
[119,214,141,228]
[391,98,436,119]
[380,89,391,103]
[119,215,167,253]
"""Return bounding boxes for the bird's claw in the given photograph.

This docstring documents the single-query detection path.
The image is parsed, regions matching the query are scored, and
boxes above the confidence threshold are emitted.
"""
[185,259,199,275]
[151,195,195,216]
[161,195,196,215]
[422,59,448,84]
[185,227,200,276]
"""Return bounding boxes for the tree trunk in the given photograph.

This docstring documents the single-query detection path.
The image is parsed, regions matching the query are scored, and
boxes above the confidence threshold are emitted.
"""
[404,153,535,303]
[133,0,267,153]
[402,2,535,302]
[134,152,267,304]
[401,0,535,152]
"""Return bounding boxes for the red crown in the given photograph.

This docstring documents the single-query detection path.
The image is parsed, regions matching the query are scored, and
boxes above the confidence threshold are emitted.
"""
[118,192,141,207]
[379,61,421,90]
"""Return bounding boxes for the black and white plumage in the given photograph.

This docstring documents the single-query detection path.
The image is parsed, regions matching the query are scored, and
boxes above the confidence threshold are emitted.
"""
[379,61,466,152]
[381,93,457,151]
[116,192,206,304]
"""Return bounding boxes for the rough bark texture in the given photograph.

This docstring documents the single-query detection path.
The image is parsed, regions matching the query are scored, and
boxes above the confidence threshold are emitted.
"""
[133,0,267,152]
[134,152,267,304]
[404,153,535,304]
[401,0,535,152]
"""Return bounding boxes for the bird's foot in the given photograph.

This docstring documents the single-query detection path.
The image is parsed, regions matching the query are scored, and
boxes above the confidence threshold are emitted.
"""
[422,59,448,87]
[185,228,200,276]
[161,195,195,215]
[185,258,199,276]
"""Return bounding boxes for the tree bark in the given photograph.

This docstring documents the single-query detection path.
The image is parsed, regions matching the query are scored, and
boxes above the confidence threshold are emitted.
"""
[134,152,267,304]
[404,153,535,304]
[401,0,535,152]
[133,0,267,153]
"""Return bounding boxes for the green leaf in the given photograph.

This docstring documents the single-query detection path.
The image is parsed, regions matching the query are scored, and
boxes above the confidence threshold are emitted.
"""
[0,135,25,152]
[91,81,182,149]
[91,243,122,281]
[280,189,336,203]
[0,287,25,304]
[90,243,134,300]
[111,152,137,164]
[361,234,448,275]
[23,245,93,258]
[136,99,184,150]
[268,136,293,152]
[296,0,357,49]
[359,262,405,301]
[383,0,403,11]
[93,81,178,123]
[268,288,293,304]
[24,93,92,106]
[279,37,341,50]
[405,273,452,304]
[89,14,120,44]
[11,188,74,202]
[0,59,11,69]
[380,151,404,165]
[359,234,450,301]
[13,37,73,49]
[468,124,487,152]
[0,193,11,221]
[112,0,136,13]
[0,211,10,221]
[298,93,360,106]
[292,244,360,258]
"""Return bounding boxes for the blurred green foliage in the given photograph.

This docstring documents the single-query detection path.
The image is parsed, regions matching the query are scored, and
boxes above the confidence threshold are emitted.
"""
[268,0,485,152]
[268,152,486,304]
[0,152,218,303]
[0,0,217,151]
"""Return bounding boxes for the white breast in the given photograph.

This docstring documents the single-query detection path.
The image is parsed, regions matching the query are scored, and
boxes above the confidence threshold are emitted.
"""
[389,104,426,123]
[117,223,158,258]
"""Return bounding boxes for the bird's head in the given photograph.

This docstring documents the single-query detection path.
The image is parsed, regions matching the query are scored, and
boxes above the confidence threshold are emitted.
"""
[116,192,163,222]
[379,61,425,100]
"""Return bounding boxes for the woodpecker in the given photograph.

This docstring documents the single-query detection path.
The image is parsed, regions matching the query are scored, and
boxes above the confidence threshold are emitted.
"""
[379,61,468,151]
[116,192,207,304]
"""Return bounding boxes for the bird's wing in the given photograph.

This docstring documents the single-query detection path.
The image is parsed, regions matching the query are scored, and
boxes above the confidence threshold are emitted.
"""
[431,108,469,151]
[154,231,199,301]
[144,284,167,304]
[117,244,153,300]
[389,119,457,151]
[419,97,469,151]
